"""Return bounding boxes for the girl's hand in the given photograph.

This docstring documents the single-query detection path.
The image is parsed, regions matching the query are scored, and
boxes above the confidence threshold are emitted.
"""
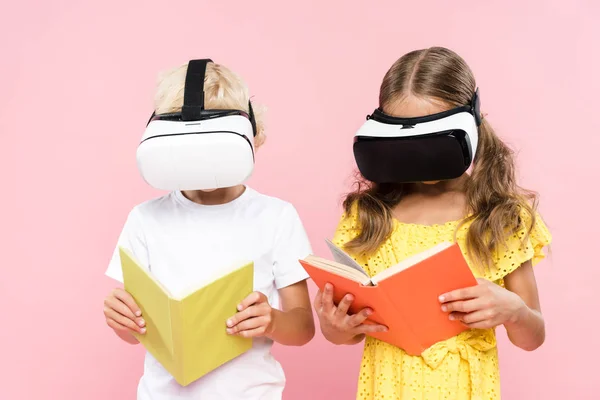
[226,291,275,338]
[103,288,145,344]
[439,278,526,330]
[314,283,388,345]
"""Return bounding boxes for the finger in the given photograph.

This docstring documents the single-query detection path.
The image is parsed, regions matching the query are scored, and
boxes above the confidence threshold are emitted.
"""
[104,307,145,333]
[226,316,268,335]
[107,316,145,335]
[439,284,481,303]
[442,298,486,313]
[355,323,388,334]
[233,326,267,338]
[334,294,354,317]
[313,289,323,312]
[454,310,493,324]
[226,305,264,328]
[321,283,335,314]
[347,307,373,327]
[112,289,142,317]
[105,296,138,321]
[464,320,497,330]
[237,291,266,311]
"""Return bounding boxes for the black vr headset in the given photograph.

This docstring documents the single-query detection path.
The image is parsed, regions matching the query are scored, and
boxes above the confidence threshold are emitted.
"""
[353,89,482,183]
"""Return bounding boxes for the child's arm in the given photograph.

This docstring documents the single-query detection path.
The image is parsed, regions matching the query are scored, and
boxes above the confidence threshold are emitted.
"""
[270,280,315,345]
[226,203,315,346]
[439,260,545,351]
[225,281,315,346]
[502,261,545,351]
[104,207,149,345]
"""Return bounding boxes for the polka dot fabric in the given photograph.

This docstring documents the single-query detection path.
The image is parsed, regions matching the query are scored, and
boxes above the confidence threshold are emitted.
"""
[332,205,551,400]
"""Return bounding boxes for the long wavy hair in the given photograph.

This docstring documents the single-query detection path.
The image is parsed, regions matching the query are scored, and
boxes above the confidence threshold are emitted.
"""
[343,47,538,269]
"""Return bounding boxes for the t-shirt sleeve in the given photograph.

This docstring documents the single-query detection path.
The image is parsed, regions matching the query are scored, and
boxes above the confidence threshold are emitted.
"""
[105,207,149,283]
[272,204,312,289]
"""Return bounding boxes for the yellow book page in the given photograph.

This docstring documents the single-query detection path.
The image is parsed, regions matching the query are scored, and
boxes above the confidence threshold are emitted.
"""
[119,248,176,374]
[177,261,254,386]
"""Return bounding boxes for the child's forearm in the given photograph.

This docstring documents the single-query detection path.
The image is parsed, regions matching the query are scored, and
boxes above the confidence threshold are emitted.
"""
[504,305,545,351]
[268,308,315,346]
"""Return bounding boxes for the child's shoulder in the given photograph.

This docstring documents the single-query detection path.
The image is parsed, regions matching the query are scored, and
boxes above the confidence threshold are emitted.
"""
[127,193,177,218]
[245,187,299,219]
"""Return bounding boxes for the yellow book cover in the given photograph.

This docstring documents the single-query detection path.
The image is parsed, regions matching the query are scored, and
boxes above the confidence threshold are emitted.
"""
[119,247,254,386]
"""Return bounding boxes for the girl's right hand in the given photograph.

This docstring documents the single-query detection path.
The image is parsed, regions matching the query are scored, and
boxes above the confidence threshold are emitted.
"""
[314,283,388,345]
[103,288,145,344]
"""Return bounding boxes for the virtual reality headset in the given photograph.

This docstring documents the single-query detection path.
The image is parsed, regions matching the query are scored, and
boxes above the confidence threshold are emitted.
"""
[137,59,257,191]
[354,89,482,184]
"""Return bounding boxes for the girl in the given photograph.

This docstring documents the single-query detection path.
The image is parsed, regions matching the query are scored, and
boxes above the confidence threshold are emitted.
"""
[314,47,551,399]
[103,61,315,400]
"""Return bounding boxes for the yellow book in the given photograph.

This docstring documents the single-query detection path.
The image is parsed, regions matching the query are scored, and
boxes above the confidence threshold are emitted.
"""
[119,247,254,386]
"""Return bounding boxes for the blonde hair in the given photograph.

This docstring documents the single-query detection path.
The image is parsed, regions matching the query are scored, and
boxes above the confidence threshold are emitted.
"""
[153,62,266,148]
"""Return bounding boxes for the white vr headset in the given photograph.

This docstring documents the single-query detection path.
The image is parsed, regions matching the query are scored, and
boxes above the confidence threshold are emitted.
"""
[353,89,482,183]
[137,59,257,191]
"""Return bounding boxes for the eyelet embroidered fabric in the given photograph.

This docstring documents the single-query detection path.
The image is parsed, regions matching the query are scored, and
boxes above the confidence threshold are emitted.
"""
[332,207,551,400]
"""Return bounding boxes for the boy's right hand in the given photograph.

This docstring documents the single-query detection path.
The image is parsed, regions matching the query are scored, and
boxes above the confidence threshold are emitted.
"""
[103,288,145,344]
[314,283,388,345]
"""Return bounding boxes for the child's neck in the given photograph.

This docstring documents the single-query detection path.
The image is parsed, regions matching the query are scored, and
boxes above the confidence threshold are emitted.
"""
[411,174,468,196]
[181,185,246,206]
[393,175,469,226]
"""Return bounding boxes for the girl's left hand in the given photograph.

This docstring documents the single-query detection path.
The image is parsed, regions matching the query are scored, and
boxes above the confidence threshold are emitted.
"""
[226,291,275,338]
[439,278,526,330]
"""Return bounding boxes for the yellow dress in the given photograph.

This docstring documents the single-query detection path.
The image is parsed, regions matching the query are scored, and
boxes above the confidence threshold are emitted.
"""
[332,207,552,400]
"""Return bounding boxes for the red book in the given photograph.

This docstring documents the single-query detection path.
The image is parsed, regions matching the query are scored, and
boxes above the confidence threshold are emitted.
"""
[300,240,477,355]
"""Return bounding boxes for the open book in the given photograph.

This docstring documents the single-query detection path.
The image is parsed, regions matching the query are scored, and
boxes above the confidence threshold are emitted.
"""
[300,240,477,355]
[119,248,254,386]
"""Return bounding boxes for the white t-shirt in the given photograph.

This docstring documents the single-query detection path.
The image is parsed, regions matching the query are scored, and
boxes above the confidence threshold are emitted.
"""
[105,187,311,400]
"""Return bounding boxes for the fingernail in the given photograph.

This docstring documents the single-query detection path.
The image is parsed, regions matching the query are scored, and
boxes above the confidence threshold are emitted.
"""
[325,283,332,291]
[383,327,388,332]
[449,314,455,321]
[135,311,142,317]
[441,305,447,312]
[140,328,146,334]
[226,328,232,334]
[346,294,354,301]
[365,309,372,316]
[439,295,445,302]
[237,304,242,311]
[226,319,233,327]
[138,319,145,327]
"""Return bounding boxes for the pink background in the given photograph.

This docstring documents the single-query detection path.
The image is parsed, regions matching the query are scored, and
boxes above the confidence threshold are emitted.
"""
[2,1,599,399]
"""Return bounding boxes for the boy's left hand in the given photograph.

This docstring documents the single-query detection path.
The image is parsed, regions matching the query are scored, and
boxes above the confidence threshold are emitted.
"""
[226,291,275,338]
[439,278,526,330]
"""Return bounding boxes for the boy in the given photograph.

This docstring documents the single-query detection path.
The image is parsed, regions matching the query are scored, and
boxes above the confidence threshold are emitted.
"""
[103,60,315,399]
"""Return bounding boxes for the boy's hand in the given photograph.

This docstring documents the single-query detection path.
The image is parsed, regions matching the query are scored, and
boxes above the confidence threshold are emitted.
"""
[103,288,145,344]
[226,291,275,338]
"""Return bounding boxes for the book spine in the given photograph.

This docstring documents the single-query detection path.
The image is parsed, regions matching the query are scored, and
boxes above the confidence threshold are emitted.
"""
[170,298,186,385]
